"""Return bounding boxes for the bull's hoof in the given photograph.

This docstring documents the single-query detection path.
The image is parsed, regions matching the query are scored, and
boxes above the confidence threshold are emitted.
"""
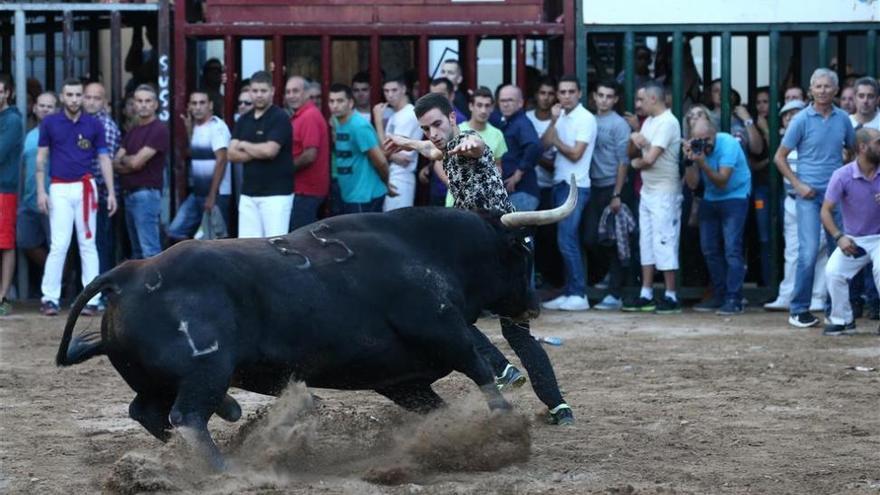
[215,394,242,422]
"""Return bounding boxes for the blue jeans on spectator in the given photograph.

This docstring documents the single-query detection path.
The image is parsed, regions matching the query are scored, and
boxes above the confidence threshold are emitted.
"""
[96,195,115,274]
[552,181,590,296]
[124,188,162,259]
[791,190,837,315]
[290,194,325,231]
[341,196,384,214]
[752,183,771,286]
[509,191,540,212]
[699,198,749,304]
[167,194,231,240]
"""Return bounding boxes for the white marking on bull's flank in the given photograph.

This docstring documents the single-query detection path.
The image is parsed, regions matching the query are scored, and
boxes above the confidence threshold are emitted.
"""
[178,321,219,357]
[145,271,163,292]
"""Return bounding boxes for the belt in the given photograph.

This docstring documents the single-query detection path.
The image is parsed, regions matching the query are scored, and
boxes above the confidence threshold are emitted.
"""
[51,174,96,239]
[124,187,161,195]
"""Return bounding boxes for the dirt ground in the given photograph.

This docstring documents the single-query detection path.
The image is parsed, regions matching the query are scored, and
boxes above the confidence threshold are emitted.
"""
[1,302,879,494]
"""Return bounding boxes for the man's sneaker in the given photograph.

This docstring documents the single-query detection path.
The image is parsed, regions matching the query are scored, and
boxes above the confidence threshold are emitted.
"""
[763,298,789,311]
[40,301,60,316]
[542,295,570,311]
[655,297,682,315]
[716,301,744,316]
[80,304,101,317]
[595,294,623,311]
[622,297,655,312]
[495,364,527,391]
[594,274,610,290]
[788,312,819,328]
[866,304,879,321]
[559,295,590,311]
[823,321,855,336]
[0,298,11,317]
[547,404,575,426]
[693,299,723,313]
[851,299,864,320]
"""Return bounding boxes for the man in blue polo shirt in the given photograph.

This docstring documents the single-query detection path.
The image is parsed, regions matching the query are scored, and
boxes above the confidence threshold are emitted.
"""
[775,68,857,328]
[685,119,752,315]
[36,78,117,316]
[493,84,542,212]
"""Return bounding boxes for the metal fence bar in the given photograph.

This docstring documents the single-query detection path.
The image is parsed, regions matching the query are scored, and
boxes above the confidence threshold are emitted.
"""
[866,30,877,77]
[671,31,683,120]
[720,31,731,132]
[768,30,781,288]
[818,30,829,68]
[623,30,634,113]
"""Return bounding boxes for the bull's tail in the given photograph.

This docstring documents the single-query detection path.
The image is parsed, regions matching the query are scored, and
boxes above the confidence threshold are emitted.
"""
[55,271,121,367]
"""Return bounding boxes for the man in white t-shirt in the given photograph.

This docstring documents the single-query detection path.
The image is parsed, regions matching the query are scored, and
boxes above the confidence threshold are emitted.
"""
[540,75,597,312]
[168,90,231,240]
[373,76,422,211]
[850,77,880,130]
[622,82,683,314]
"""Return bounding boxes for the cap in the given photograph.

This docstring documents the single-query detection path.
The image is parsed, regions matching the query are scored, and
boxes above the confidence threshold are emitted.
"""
[779,99,806,117]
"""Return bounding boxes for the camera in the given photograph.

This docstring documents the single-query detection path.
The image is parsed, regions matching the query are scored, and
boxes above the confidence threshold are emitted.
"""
[690,138,707,155]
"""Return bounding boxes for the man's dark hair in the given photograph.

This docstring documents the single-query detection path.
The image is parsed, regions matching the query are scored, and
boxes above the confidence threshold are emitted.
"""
[536,76,557,92]
[430,77,454,95]
[442,59,462,72]
[61,77,83,91]
[383,74,408,89]
[471,86,494,103]
[755,86,770,96]
[329,83,353,100]
[190,88,211,99]
[203,58,222,71]
[351,71,370,86]
[640,81,666,102]
[250,71,273,86]
[853,76,879,96]
[558,74,581,90]
[414,92,454,119]
[595,79,619,95]
[0,73,12,93]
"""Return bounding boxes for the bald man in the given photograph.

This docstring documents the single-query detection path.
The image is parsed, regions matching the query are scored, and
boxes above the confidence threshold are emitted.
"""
[493,84,541,212]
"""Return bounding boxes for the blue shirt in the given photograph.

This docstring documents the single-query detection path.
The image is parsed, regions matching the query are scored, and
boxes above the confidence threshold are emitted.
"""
[0,106,23,193]
[90,111,121,199]
[20,128,51,212]
[701,133,752,201]
[333,112,387,203]
[39,111,108,180]
[781,105,856,190]
[491,109,542,198]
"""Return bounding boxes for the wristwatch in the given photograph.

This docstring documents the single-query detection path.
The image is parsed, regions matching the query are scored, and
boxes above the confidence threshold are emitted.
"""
[611,192,621,199]
[744,119,754,127]
[833,232,844,241]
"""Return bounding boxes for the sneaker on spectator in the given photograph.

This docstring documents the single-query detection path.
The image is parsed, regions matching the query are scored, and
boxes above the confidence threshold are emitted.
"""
[495,364,527,391]
[763,298,789,311]
[822,321,855,336]
[40,300,60,317]
[622,297,655,312]
[655,297,682,315]
[694,299,723,313]
[866,303,879,321]
[559,295,590,311]
[788,312,819,328]
[80,304,101,317]
[547,404,575,426]
[595,295,622,311]
[594,274,610,290]
[0,298,11,317]
[542,295,570,311]
[716,301,744,316]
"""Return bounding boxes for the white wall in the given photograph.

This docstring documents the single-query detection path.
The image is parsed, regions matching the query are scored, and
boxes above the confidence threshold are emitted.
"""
[584,0,878,24]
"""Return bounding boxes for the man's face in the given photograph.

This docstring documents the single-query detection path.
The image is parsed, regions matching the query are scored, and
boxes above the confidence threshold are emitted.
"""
[810,76,837,106]
[308,85,322,107]
[0,83,8,109]
[557,81,580,111]
[82,84,106,115]
[593,85,618,113]
[250,82,273,110]
[710,82,722,107]
[470,95,494,123]
[634,88,646,117]
[328,91,353,119]
[781,108,800,129]
[440,62,462,88]
[33,94,57,122]
[497,87,522,118]
[429,83,454,104]
[784,87,805,103]
[352,81,370,107]
[188,92,212,121]
[535,84,556,111]
[854,84,878,118]
[237,92,253,115]
[839,87,856,114]
[285,77,307,111]
[61,84,84,115]
[864,132,880,164]
[383,81,406,108]
[203,62,223,87]
[418,107,455,150]
[134,90,158,119]
[635,49,652,74]
[690,125,716,155]
[755,91,770,117]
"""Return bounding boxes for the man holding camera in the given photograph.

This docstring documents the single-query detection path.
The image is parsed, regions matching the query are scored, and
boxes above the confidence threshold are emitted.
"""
[684,120,752,315]
[820,127,880,336]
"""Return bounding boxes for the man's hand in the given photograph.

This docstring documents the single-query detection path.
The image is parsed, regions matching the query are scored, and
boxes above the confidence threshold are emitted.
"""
[37,191,49,215]
[623,112,640,131]
[418,165,431,184]
[204,193,217,212]
[449,135,482,157]
[373,103,388,121]
[550,103,562,120]
[610,195,622,213]
[106,195,118,217]
[734,105,752,122]
[837,235,858,256]
[630,132,649,149]
[503,169,523,193]
[180,112,193,136]
[794,182,816,199]
[383,135,411,155]
[386,182,399,198]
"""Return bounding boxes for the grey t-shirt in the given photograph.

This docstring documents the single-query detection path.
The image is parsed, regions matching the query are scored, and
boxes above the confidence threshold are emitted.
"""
[590,112,630,188]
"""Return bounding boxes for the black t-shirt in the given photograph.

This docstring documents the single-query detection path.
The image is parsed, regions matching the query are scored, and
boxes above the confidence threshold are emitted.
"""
[232,105,294,196]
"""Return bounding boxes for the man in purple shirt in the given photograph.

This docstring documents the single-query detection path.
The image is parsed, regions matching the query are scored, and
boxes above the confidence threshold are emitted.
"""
[820,127,880,336]
[36,78,117,316]
[113,84,169,259]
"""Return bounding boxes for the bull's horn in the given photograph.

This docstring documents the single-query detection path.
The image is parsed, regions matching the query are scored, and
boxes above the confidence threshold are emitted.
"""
[500,174,577,228]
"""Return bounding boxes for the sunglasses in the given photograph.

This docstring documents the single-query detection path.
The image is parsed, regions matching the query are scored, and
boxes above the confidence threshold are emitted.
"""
[238,100,253,106]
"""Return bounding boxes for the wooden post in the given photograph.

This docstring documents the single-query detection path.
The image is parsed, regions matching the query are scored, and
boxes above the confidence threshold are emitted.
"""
[370,34,381,105]
[516,35,526,92]
[273,34,284,106]
[418,34,429,97]
[321,34,331,116]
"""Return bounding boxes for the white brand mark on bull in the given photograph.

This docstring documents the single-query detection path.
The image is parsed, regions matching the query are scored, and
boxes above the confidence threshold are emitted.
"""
[178,321,219,357]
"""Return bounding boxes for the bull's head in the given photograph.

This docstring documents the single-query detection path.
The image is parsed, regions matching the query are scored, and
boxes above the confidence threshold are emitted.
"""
[488,176,578,321]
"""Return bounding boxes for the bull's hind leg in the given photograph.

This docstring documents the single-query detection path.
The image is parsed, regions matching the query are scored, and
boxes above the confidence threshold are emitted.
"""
[130,394,174,442]
[375,382,446,414]
[168,373,232,470]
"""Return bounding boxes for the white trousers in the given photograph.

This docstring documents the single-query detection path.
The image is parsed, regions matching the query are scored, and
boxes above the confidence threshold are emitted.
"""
[238,194,294,238]
[776,195,827,306]
[638,190,682,271]
[41,181,100,305]
[826,234,880,325]
[383,165,416,212]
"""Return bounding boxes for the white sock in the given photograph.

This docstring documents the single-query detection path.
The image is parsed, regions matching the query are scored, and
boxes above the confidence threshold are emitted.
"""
[640,287,653,300]
[665,290,678,302]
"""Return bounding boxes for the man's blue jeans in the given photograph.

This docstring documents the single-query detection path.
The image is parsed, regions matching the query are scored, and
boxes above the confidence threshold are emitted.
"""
[752,183,771,286]
[552,182,590,296]
[791,190,837,314]
[124,188,162,259]
[167,194,231,240]
[290,194,325,231]
[96,196,115,275]
[699,198,749,304]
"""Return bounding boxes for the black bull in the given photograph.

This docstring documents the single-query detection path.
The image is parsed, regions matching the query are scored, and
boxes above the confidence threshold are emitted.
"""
[56,182,576,468]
